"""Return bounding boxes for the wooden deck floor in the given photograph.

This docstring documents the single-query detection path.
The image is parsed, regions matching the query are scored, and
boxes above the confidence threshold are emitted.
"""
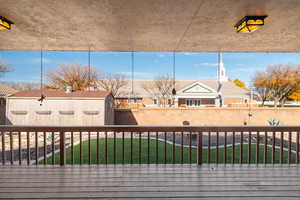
[0,165,300,199]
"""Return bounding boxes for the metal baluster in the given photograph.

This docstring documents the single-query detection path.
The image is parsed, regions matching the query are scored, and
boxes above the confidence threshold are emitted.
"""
[181,132,184,164]
[232,132,235,164]
[248,132,251,164]
[240,132,243,164]
[130,132,133,164]
[10,132,13,165]
[264,132,268,164]
[27,132,30,165]
[156,132,158,164]
[18,132,21,165]
[139,132,141,164]
[97,132,99,164]
[224,132,227,164]
[272,132,275,164]
[79,132,82,165]
[280,132,284,164]
[173,132,175,164]
[122,132,125,164]
[256,132,259,164]
[88,132,91,165]
[288,132,292,164]
[208,132,211,163]
[189,132,192,164]
[71,132,74,165]
[216,132,219,164]
[164,132,167,164]
[52,132,55,165]
[105,131,108,164]
[43,132,46,165]
[148,132,150,164]
[1,132,5,165]
[297,132,299,164]
[35,132,38,165]
[114,131,117,164]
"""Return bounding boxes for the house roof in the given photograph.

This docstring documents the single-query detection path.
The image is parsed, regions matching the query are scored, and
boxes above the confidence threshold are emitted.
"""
[111,79,249,98]
[0,84,18,96]
[9,90,111,99]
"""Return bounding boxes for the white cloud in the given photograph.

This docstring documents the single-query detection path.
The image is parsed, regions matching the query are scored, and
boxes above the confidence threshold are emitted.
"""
[157,54,165,58]
[234,67,259,73]
[120,71,155,77]
[183,52,193,56]
[31,58,52,64]
[193,62,218,67]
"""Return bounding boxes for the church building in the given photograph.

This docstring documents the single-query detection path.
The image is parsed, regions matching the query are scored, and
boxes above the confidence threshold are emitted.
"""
[111,54,250,108]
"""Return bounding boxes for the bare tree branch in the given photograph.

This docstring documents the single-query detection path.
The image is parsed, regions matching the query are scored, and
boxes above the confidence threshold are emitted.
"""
[0,60,11,77]
[46,63,100,91]
[142,74,174,106]
[97,73,128,97]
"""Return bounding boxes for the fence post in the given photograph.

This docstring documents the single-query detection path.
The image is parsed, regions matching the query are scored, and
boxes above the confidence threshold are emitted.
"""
[197,132,203,165]
[60,132,65,166]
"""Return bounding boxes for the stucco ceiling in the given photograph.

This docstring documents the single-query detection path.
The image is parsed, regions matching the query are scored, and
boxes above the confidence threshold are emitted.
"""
[0,0,300,52]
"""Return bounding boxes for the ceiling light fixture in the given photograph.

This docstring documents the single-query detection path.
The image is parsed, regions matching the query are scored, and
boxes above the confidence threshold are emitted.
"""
[235,16,267,33]
[0,16,13,30]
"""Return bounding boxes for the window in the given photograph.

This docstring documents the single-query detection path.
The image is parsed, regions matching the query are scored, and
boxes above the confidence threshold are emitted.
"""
[168,98,172,105]
[128,98,137,104]
[153,98,158,105]
[186,99,201,107]
[194,100,201,106]
[244,98,248,104]
[59,111,74,115]
[36,111,51,115]
[186,99,193,106]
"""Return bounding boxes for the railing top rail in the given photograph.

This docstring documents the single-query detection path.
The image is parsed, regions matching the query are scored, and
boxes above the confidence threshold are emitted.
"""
[1,125,300,132]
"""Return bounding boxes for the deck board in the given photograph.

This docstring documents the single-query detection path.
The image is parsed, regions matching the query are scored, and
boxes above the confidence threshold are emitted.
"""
[0,165,299,199]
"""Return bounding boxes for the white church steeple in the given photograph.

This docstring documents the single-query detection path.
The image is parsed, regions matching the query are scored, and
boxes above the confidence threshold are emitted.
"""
[217,52,228,82]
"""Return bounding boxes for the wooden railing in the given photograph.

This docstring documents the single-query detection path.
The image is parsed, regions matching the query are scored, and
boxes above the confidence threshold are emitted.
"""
[0,126,299,165]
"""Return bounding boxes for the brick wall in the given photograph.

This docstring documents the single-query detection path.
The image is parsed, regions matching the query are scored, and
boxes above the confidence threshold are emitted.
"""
[115,107,300,126]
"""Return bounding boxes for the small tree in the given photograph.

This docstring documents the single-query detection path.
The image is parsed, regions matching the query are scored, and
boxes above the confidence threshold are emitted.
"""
[46,63,100,91]
[232,79,246,89]
[97,73,128,97]
[142,74,174,106]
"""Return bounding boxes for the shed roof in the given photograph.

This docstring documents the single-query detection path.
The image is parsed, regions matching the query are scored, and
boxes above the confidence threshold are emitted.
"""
[9,90,111,99]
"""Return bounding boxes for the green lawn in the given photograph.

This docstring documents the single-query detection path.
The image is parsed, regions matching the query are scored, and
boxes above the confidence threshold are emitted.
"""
[43,138,297,164]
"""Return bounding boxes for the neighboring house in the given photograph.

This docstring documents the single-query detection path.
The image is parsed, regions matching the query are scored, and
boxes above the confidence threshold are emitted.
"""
[112,54,249,108]
[0,84,18,124]
[6,90,114,126]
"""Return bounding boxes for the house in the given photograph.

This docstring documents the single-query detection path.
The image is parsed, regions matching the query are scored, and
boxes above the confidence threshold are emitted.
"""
[6,89,114,126]
[0,84,18,124]
[113,54,249,108]
[114,79,249,108]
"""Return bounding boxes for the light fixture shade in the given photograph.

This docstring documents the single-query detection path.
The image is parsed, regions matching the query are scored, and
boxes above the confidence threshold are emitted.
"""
[0,16,13,30]
[235,16,267,33]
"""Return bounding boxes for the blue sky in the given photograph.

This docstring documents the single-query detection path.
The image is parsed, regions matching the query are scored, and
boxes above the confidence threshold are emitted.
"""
[1,51,300,86]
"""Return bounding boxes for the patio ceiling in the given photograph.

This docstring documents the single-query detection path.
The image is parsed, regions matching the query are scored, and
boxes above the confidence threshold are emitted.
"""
[0,0,299,52]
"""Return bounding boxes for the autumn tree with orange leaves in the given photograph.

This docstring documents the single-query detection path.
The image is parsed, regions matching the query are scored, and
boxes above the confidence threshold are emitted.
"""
[252,65,300,107]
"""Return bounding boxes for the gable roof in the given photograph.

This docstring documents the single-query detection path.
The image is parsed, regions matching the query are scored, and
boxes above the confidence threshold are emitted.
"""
[0,84,18,97]
[9,90,111,99]
[177,81,218,95]
[109,79,249,98]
